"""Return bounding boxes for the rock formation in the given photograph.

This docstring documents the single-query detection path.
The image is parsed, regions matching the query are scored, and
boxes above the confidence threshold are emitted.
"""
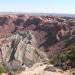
[0,14,75,74]
[0,30,49,67]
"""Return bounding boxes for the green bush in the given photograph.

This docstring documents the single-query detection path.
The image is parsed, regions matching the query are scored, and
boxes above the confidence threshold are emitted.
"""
[0,64,5,75]
[51,45,75,70]
[3,62,22,73]
[51,53,69,70]
[68,46,75,62]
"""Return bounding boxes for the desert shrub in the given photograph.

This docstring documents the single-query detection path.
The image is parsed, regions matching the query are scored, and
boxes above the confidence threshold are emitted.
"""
[51,53,69,70]
[2,61,22,74]
[68,46,75,61]
[51,45,75,70]
[0,64,5,75]
[67,46,75,68]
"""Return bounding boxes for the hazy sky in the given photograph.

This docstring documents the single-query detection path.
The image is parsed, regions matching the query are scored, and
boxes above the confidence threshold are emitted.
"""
[0,0,75,14]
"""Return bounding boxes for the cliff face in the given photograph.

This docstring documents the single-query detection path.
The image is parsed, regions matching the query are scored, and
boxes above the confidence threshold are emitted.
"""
[0,14,75,67]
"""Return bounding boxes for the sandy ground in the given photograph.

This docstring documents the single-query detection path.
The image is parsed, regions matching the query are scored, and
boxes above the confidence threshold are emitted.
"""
[15,63,71,75]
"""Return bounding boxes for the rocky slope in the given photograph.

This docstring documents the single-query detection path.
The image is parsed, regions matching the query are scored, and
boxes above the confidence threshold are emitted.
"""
[0,14,75,74]
[0,30,49,67]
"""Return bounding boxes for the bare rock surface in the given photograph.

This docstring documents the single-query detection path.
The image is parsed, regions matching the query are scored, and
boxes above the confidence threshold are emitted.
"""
[0,30,49,67]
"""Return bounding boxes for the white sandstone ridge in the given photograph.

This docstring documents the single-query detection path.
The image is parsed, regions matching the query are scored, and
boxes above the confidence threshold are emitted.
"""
[0,30,49,67]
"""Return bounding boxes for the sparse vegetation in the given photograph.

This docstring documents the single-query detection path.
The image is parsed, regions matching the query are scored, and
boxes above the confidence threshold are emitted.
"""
[0,64,5,75]
[0,62,23,75]
[51,45,75,70]
[2,62,22,73]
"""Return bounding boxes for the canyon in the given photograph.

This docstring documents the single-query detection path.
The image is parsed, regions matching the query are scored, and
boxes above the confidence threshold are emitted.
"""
[0,14,75,75]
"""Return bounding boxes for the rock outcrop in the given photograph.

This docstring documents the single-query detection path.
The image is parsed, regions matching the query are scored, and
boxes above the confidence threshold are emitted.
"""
[0,30,49,67]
